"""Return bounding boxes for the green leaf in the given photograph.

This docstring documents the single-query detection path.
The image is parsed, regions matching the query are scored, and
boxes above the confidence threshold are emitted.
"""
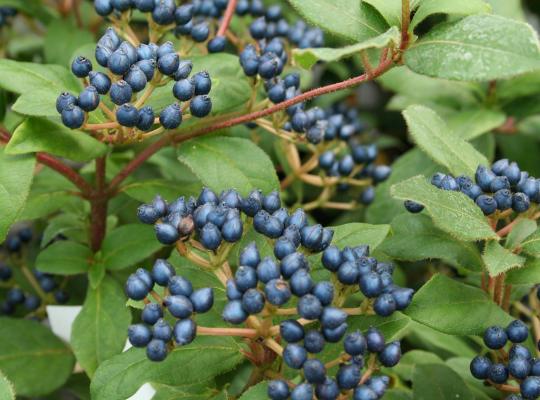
[0,148,35,241]
[35,241,92,275]
[0,318,75,397]
[408,323,477,358]
[482,240,525,276]
[390,175,497,242]
[349,312,410,340]
[0,372,15,400]
[410,0,491,30]
[446,109,506,141]
[394,350,444,381]
[120,179,200,203]
[521,227,540,257]
[44,19,94,67]
[383,389,413,400]
[485,0,525,21]
[330,222,390,250]
[404,274,512,335]
[100,224,162,271]
[403,105,488,176]
[90,337,244,400]
[293,27,400,70]
[412,364,474,400]
[0,0,55,23]
[379,214,483,271]
[178,136,279,196]
[405,15,540,81]
[238,382,268,399]
[0,60,80,117]
[71,276,131,377]
[507,258,540,284]
[286,0,388,43]
[363,0,402,27]
[445,357,500,400]
[6,118,107,162]
[505,219,537,250]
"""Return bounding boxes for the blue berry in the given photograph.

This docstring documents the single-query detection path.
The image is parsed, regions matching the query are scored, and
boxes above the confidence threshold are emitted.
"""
[280,319,304,343]
[168,276,193,297]
[312,281,334,306]
[235,266,258,292]
[137,59,156,81]
[391,287,414,310]
[291,383,313,400]
[159,103,182,129]
[116,104,139,127]
[222,300,248,324]
[492,159,509,175]
[320,307,347,329]
[77,85,100,112]
[200,223,222,250]
[142,303,163,325]
[359,187,376,205]
[297,294,322,320]
[475,165,496,191]
[191,71,212,96]
[509,344,531,361]
[155,222,180,244]
[136,42,156,59]
[404,200,424,213]
[353,386,378,400]
[89,71,111,94]
[175,4,194,24]
[125,274,150,300]
[290,269,313,297]
[241,288,265,314]
[110,80,133,105]
[521,376,540,399]
[494,189,513,210]
[128,324,152,347]
[484,326,508,350]
[359,272,382,298]
[108,50,131,76]
[191,22,210,42]
[240,242,261,268]
[190,95,212,117]
[95,0,113,15]
[303,359,326,384]
[315,377,340,400]
[366,328,385,353]
[146,339,168,361]
[337,364,361,390]
[152,318,173,341]
[378,341,401,367]
[56,92,77,113]
[475,194,497,215]
[509,357,531,379]
[152,0,175,24]
[337,261,360,285]
[164,295,193,319]
[39,276,57,292]
[503,162,521,185]
[190,288,213,313]
[460,181,483,200]
[0,265,12,281]
[273,237,296,260]
[366,376,389,397]
[513,193,530,213]
[344,331,367,356]
[490,176,510,192]
[226,279,242,301]
[137,106,155,131]
[268,380,289,400]
[221,217,243,242]
[304,329,325,353]
[507,320,529,343]
[322,322,348,343]
[488,363,509,384]
[173,79,194,101]
[24,295,41,311]
[152,259,175,286]
[71,56,92,78]
[158,52,180,76]
[322,246,343,272]
[173,319,196,346]
[125,65,147,92]
[283,343,308,369]
[265,279,291,306]
[61,104,85,129]
[374,293,397,317]
[137,204,159,224]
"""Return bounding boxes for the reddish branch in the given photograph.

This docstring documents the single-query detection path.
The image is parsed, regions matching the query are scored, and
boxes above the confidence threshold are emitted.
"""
[0,128,93,195]
[90,157,108,252]
[216,0,237,37]
[109,55,395,191]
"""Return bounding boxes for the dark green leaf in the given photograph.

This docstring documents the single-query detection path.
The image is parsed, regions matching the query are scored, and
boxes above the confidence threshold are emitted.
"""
[363,0,402,27]
[330,222,390,250]
[391,175,497,241]
[0,0,55,23]
[410,0,490,30]
[379,214,483,271]
[394,350,443,381]
[446,109,506,141]
[521,226,540,257]
[507,258,540,284]
[403,105,488,176]
[482,240,525,276]
[349,312,411,340]
[71,276,131,377]
[238,382,268,399]
[412,364,474,400]
[120,179,200,203]
[287,0,388,43]
[6,118,107,162]
[44,19,94,67]
[90,337,244,400]
[35,241,92,275]
[293,27,400,70]
[0,148,35,241]
[0,318,74,397]
[404,274,512,335]
[405,15,540,81]
[101,224,162,271]
[505,219,537,250]
[178,136,279,196]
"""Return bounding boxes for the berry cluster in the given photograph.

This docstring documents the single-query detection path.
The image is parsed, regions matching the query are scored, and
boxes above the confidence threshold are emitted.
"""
[138,187,334,252]
[322,245,413,317]
[268,327,400,400]
[404,159,540,216]
[125,259,213,361]
[0,228,69,317]
[0,7,16,27]
[470,320,540,399]
[240,39,287,81]
[56,27,212,130]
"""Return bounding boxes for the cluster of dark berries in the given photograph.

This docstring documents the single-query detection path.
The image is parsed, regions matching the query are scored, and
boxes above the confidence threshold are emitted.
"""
[1,226,33,253]
[56,27,212,130]
[137,187,334,252]
[244,2,323,48]
[405,159,540,216]
[268,327,400,400]
[240,38,287,80]
[0,7,16,27]
[125,259,213,361]
[322,245,413,317]
[470,320,540,399]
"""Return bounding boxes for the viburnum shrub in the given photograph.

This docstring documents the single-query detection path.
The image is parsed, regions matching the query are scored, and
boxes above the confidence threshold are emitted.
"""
[3,1,540,400]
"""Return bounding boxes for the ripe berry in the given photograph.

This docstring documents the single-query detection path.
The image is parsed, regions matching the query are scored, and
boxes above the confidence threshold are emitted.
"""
[241,288,265,314]
[320,307,347,329]
[175,4,194,24]
[291,383,313,400]
[509,344,531,361]
[290,269,313,297]
[191,71,212,96]
[303,359,326,384]
[190,288,213,313]
[268,380,290,400]
[155,222,180,244]
[507,320,529,343]
[378,341,401,367]
[110,80,133,105]
[374,293,397,317]
[297,294,323,320]
[190,95,212,117]
[303,329,325,353]
[391,287,414,310]
[141,303,163,325]
[353,386,378,400]
[494,189,513,210]
[125,274,150,300]
[125,65,147,92]
[152,0,175,24]
[159,103,182,129]
[283,343,308,369]
[322,322,348,343]
[128,324,152,347]
[146,339,168,361]
[137,106,155,131]
[235,266,258,292]
[337,363,361,390]
[366,328,385,353]
[200,223,222,250]
[503,162,521,185]
[484,326,508,349]
[71,56,92,77]
[239,242,260,268]
[265,279,291,306]
[475,165,496,191]
[312,281,334,306]
[173,319,196,346]
[89,71,111,94]
[222,300,248,324]
[492,159,509,175]
[152,318,173,341]
[404,200,424,213]
[108,49,131,75]
[24,295,41,311]
[0,264,12,281]
[344,331,367,356]
[95,0,113,15]
[521,376,540,399]
[164,295,193,318]
[475,194,497,215]
[359,187,376,205]
[226,279,242,301]
[513,193,530,213]
[168,276,193,297]
[173,79,194,101]
[137,59,156,81]
[509,357,531,379]
[315,377,340,400]
[116,104,139,127]
[191,22,210,42]
[280,319,304,343]
[280,252,307,279]
[222,217,243,242]
[488,363,509,384]
[61,104,85,129]
[152,259,175,286]
[56,92,77,113]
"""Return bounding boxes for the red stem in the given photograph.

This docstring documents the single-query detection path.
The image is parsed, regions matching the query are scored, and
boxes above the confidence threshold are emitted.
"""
[90,157,108,252]
[109,56,395,191]
[217,0,237,37]
[0,128,93,195]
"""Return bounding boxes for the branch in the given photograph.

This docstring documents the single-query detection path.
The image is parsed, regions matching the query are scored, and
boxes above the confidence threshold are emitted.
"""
[0,127,93,195]
[216,0,237,37]
[401,0,411,48]
[197,326,258,338]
